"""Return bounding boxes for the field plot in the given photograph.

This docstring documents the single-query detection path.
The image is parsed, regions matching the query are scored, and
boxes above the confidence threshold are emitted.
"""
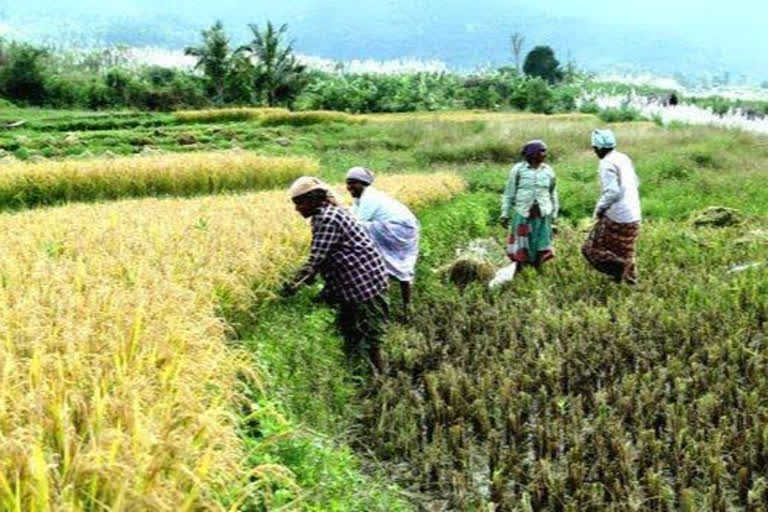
[361,111,596,123]
[0,172,465,509]
[173,107,291,124]
[369,217,768,510]
[221,113,768,510]
[1,103,768,510]
[174,107,362,127]
[0,151,319,209]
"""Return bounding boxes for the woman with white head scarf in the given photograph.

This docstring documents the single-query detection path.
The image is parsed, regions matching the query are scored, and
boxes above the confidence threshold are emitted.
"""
[346,166,420,320]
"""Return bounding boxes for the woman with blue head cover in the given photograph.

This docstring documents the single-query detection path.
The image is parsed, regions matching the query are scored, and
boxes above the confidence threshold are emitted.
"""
[582,129,642,284]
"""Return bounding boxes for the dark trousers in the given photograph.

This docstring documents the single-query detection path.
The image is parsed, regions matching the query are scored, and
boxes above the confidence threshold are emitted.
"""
[336,293,390,371]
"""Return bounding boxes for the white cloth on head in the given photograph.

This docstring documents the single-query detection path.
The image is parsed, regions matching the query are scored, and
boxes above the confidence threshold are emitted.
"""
[346,166,375,184]
[288,176,338,204]
[594,150,641,223]
[351,186,420,282]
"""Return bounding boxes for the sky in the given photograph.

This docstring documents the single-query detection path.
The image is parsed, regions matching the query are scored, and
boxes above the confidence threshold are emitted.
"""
[6,0,767,34]
[545,0,765,45]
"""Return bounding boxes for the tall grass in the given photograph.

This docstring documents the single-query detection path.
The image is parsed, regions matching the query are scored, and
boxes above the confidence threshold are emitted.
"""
[0,172,464,509]
[0,151,318,209]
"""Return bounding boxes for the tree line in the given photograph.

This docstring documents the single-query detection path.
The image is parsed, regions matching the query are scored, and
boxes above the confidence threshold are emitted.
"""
[0,21,580,113]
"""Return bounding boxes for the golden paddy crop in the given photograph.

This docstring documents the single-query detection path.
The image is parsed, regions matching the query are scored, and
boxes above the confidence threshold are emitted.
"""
[259,110,364,127]
[173,108,362,127]
[0,171,465,509]
[173,107,289,124]
[0,151,318,208]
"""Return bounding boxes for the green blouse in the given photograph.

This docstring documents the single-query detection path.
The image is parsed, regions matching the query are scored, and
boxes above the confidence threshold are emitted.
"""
[501,161,559,219]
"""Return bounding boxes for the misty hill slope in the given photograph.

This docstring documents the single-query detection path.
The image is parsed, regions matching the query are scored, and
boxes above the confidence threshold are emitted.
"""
[0,0,752,78]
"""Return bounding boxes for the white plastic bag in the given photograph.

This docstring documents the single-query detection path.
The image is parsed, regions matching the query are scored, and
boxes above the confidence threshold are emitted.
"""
[489,263,517,289]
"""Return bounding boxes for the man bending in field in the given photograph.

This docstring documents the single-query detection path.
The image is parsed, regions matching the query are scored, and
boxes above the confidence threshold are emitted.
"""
[281,176,390,373]
[582,129,642,284]
[345,167,420,322]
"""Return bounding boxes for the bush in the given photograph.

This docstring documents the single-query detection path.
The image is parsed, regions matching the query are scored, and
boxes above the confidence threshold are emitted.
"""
[598,106,643,123]
[525,77,555,114]
[0,43,48,105]
[0,37,584,115]
[296,72,462,113]
[552,85,578,112]
[462,73,521,110]
[44,73,93,108]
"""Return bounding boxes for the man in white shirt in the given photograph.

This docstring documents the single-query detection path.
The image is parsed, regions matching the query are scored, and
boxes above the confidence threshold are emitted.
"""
[346,166,420,321]
[582,129,642,284]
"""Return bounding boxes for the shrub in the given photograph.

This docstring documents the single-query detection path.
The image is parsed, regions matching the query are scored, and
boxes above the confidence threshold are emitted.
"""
[598,106,643,123]
[0,43,48,105]
[525,77,556,114]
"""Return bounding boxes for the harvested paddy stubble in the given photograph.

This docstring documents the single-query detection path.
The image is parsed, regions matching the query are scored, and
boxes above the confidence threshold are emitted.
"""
[0,151,317,208]
[367,219,768,511]
[0,172,465,509]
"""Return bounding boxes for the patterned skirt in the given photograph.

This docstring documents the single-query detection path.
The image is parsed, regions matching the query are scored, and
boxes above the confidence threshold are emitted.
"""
[506,205,555,267]
[582,216,640,283]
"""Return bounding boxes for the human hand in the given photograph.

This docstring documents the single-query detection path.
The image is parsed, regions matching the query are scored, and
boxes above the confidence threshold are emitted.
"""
[279,283,297,298]
[312,287,333,304]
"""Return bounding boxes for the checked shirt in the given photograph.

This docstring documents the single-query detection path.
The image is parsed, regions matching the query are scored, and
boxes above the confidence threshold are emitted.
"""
[298,205,388,304]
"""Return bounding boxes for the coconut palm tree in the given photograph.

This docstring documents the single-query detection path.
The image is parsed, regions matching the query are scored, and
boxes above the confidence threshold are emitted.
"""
[237,22,308,107]
[185,20,231,104]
